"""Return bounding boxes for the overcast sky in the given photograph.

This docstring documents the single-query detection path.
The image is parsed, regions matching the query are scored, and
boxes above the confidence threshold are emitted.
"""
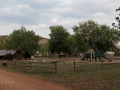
[0,0,120,38]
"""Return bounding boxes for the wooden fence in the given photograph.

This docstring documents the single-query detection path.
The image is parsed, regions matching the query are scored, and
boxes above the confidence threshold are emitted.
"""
[73,61,97,71]
[101,60,120,68]
[1,61,57,73]
[74,60,120,71]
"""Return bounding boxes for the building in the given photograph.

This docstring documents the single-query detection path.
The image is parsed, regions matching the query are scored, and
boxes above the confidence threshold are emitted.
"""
[0,50,16,59]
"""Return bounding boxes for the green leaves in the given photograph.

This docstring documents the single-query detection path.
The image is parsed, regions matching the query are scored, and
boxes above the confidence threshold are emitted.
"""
[49,25,70,56]
[5,26,40,55]
[73,20,117,52]
[113,7,120,29]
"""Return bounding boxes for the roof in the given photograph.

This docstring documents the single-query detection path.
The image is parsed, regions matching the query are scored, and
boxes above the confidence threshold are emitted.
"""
[0,50,16,56]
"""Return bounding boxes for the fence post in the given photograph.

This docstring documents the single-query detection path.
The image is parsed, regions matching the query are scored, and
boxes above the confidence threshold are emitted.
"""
[74,61,75,71]
[30,62,31,69]
[15,60,16,67]
[55,62,57,73]
[101,60,104,68]
[5,61,7,68]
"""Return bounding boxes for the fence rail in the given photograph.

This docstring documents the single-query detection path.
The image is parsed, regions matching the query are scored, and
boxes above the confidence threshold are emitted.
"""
[1,60,120,73]
[74,60,120,71]
[1,61,57,73]
[74,61,98,71]
[101,60,120,68]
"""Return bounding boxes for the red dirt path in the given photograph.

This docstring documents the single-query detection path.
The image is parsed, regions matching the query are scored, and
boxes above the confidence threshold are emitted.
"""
[0,69,71,90]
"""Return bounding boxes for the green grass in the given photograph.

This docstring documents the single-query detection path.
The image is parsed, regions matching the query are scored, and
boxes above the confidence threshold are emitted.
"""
[1,59,120,90]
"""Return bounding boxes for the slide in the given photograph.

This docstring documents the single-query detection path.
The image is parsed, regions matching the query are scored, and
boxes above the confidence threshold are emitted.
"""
[101,55,112,62]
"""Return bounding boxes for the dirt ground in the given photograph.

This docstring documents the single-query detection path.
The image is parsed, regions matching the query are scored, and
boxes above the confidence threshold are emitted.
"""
[0,69,71,90]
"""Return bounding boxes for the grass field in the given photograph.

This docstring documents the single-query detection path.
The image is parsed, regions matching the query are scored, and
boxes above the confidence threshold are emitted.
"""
[0,58,120,90]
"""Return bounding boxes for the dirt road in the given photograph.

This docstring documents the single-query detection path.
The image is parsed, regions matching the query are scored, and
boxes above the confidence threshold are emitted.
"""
[0,69,71,90]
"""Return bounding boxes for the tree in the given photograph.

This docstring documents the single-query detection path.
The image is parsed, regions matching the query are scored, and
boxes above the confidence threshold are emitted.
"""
[0,40,8,50]
[73,20,99,52]
[112,7,120,42]
[6,27,40,56]
[64,35,76,57]
[73,25,89,52]
[96,25,118,52]
[112,7,120,29]
[49,25,69,57]
[73,20,118,53]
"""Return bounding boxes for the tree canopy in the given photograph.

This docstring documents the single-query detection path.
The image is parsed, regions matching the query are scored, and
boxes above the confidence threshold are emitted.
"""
[112,7,120,29]
[73,20,118,52]
[0,40,7,50]
[5,27,40,55]
[49,25,70,57]
[112,7,120,42]
[63,35,76,57]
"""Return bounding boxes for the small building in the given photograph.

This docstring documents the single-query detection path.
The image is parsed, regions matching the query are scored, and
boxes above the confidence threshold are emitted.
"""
[0,50,15,59]
[0,50,22,60]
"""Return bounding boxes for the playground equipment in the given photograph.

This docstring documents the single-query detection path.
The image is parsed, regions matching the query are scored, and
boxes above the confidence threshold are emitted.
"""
[81,51,112,62]
[101,54,112,62]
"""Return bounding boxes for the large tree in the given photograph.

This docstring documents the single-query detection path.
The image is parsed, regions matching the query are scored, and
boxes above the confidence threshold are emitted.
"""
[6,27,40,55]
[49,25,69,57]
[112,7,120,29]
[112,7,120,41]
[111,7,120,54]
[73,20,118,53]
[0,40,7,50]
[64,35,76,57]
[73,25,89,52]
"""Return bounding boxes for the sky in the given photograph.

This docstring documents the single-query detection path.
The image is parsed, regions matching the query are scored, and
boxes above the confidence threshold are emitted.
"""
[0,0,120,38]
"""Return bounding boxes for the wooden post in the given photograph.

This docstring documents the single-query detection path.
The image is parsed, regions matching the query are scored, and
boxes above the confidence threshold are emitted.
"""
[55,62,57,73]
[74,61,75,71]
[15,60,16,67]
[5,61,7,68]
[50,62,57,73]
[101,60,104,68]
[30,62,31,69]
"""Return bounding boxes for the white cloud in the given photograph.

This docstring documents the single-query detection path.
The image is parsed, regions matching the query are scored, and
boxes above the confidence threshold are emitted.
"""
[0,0,120,38]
